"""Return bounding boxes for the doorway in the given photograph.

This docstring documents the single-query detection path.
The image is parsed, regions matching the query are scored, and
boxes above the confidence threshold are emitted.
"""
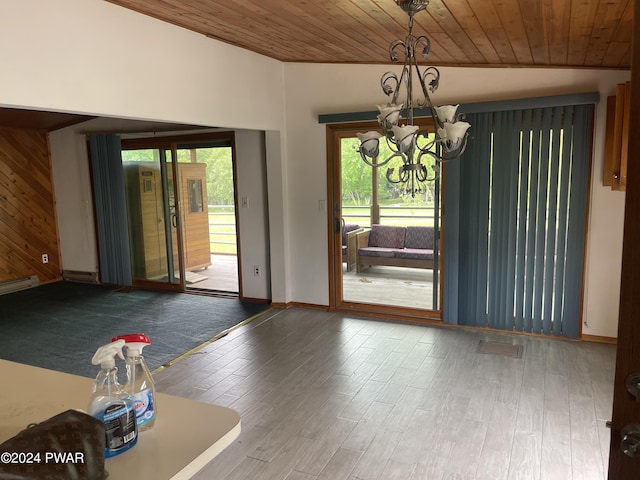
[327,121,442,319]
[121,133,241,295]
[121,146,182,289]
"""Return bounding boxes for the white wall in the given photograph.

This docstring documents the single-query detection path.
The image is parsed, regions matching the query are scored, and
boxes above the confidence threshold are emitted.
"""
[3,0,285,301]
[235,129,271,300]
[0,0,285,132]
[49,125,98,273]
[283,63,630,338]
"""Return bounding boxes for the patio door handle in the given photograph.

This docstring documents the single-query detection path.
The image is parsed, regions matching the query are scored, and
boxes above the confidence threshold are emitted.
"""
[621,424,640,457]
[171,214,178,228]
[626,373,640,401]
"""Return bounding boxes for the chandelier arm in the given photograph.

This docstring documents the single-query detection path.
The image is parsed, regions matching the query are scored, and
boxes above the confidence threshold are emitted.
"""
[416,138,437,152]
[389,39,406,64]
[415,35,431,59]
[416,164,428,182]
[386,167,402,184]
[419,65,441,96]
[415,129,437,151]
[358,149,396,168]
[418,164,440,183]
[399,166,410,183]
[383,133,401,154]
[416,147,445,166]
[441,133,470,160]
[401,63,413,124]
[380,71,400,98]
[414,64,443,130]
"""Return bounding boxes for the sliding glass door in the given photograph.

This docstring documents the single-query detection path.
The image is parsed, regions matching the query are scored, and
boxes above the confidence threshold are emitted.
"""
[121,147,183,289]
[120,133,240,294]
[328,121,442,319]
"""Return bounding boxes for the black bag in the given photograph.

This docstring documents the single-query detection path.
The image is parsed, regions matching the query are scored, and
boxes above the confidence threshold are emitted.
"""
[0,409,107,480]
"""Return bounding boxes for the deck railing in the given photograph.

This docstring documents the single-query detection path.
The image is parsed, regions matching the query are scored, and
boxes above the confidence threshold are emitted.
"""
[341,205,436,227]
[208,205,236,255]
[208,204,436,254]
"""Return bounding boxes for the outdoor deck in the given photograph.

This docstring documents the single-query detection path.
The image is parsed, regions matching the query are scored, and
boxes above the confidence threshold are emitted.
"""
[187,255,436,311]
[185,254,239,293]
[342,265,435,311]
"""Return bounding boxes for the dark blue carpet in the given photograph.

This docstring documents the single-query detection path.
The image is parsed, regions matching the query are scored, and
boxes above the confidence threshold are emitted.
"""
[0,281,270,378]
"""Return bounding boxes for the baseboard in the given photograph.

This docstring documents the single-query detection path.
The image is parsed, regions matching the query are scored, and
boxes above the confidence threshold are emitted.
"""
[240,296,271,303]
[581,334,617,345]
[279,301,329,311]
[62,270,100,284]
[0,275,39,295]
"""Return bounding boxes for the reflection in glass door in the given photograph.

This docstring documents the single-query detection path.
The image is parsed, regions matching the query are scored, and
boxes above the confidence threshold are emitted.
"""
[333,125,441,317]
[121,148,183,289]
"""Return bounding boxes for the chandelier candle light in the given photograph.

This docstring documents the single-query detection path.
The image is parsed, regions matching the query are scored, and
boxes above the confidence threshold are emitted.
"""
[357,0,470,197]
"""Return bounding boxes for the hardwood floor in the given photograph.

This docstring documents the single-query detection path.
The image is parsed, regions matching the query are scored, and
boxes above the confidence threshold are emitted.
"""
[153,308,615,480]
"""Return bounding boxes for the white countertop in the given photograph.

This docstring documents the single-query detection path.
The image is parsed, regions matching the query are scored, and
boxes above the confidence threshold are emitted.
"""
[0,360,240,479]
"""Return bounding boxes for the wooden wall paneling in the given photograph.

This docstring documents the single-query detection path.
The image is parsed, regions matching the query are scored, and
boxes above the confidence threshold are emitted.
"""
[0,127,61,285]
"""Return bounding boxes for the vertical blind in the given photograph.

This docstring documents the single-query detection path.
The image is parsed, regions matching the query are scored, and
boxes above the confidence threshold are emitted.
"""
[444,104,593,338]
[88,134,132,286]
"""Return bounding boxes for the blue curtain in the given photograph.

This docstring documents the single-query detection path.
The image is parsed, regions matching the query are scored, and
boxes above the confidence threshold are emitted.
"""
[88,134,132,286]
[444,105,593,338]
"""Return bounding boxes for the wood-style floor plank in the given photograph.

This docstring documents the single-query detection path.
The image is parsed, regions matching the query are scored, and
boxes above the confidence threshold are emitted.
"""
[155,307,614,480]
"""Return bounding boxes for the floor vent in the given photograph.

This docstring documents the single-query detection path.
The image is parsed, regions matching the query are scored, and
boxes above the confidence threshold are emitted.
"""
[62,270,100,284]
[0,275,40,295]
[477,340,523,359]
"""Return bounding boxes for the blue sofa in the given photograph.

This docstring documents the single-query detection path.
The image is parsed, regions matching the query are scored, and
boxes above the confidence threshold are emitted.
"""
[356,224,435,272]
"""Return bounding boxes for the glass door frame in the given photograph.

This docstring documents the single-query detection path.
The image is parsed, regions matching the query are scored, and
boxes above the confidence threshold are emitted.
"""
[326,120,444,321]
[121,131,242,295]
[121,138,186,292]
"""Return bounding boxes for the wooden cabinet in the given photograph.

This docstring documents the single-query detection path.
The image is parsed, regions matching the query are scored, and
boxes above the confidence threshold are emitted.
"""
[604,81,630,191]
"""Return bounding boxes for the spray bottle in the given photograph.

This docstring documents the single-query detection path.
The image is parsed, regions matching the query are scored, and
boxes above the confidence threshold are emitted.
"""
[88,339,138,458]
[112,333,156,431]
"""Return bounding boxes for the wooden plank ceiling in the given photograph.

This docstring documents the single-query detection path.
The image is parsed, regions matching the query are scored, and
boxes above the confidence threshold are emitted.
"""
[106,0,632,68]
[0,108,95,132]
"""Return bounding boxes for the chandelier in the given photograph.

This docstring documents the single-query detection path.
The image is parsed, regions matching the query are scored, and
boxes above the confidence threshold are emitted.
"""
[357,0,470,198]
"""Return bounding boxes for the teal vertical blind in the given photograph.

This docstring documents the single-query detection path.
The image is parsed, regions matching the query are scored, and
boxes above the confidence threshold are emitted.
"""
[443,105,593,338]
[88,134,132,286]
